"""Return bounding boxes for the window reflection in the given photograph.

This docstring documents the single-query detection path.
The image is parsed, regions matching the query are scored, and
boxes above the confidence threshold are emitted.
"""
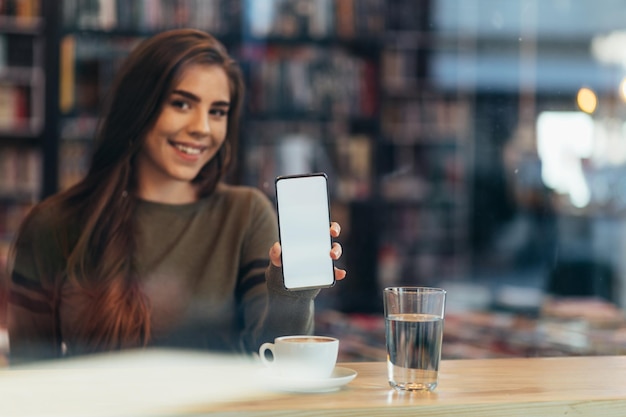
[327,0,626,360]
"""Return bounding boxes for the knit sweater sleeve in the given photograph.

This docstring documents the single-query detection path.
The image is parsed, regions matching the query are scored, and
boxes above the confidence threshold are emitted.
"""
[7,204,64,363]
[237,188,319,353]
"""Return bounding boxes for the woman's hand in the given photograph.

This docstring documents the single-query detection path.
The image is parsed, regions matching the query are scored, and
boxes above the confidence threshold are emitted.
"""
[269,221,347,281]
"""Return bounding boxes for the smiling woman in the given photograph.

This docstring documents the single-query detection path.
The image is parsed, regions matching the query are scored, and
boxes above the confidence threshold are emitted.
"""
[6,29,347,364]
[136,64,231,203]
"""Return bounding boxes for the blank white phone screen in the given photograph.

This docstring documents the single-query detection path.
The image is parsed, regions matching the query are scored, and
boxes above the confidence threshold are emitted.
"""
[276,174,335,290]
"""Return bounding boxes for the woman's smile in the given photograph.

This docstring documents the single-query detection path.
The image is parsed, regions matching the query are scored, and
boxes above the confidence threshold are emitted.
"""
[167,139,208,158]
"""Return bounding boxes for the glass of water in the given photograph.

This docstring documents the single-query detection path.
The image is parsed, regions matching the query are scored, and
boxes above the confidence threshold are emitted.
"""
[383,287,447,391]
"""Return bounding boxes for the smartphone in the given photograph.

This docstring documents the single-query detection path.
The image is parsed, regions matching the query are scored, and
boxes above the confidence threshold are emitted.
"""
[275,173,335,290]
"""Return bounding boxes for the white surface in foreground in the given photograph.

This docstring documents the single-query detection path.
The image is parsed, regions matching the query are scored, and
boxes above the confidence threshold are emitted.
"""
[0,349,275,417]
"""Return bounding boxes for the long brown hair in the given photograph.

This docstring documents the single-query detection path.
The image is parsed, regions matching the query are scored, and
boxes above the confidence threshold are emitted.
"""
[12,29,245,353]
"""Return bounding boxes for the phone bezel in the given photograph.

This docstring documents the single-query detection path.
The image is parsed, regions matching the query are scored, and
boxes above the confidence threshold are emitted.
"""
[274,172,336,291]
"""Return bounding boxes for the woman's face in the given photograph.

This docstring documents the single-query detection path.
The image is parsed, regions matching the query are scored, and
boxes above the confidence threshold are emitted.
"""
[135,64,230,201]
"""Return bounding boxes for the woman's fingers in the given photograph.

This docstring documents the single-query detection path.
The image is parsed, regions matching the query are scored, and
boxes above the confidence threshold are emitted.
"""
[334,266,347,280]
[269,241,282,267]
[272,223,345,278]
[330,242,342,260]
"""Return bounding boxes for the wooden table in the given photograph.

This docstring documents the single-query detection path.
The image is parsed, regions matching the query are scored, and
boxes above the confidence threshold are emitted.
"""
[206,356,626,416]
[2,350,626,416]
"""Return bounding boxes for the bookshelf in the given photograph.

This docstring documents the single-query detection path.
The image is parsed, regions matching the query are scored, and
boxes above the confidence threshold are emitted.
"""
[237,1,385,312]
[0,0,44,210]
[1,0,474,315]
[0,0,58,327]
[372,0,472,297]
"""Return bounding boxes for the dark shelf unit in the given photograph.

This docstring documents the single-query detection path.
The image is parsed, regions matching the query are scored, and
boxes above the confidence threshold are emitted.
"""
[0,0,58,249]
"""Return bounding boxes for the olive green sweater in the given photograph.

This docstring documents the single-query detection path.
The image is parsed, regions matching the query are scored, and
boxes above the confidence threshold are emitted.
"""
[8,183,319,363]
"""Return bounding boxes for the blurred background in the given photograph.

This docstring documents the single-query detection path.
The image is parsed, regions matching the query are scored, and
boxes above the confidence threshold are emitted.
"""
[3,0,626,361]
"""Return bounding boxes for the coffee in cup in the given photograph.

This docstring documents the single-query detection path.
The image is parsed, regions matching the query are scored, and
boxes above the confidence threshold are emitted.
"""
[259,335,339,379]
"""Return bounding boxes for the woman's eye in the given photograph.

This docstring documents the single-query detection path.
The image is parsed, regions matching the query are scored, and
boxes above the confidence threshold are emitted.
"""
[210,108,228,117]
[171,99,190,110]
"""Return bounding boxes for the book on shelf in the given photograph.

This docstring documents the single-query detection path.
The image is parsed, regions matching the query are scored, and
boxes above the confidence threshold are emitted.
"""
[97,0,117,30]
[335,0,355,39]
[63,0,238,34]
[241,0,384,40]
[244,0,334,39]
[240,118,375,202]
[353,0,385,37]
[335,134,372,201]
[381,48,419,93]
[0,84,29,131]
[59,35,76,113]
[240,45,376,118]
[0,85,11,130]
[381,95,471,144]
[0,0,40,19]
[241,119,336,197]
[0,146,41,198]
[335,0,385,39]
[15,0,40,19]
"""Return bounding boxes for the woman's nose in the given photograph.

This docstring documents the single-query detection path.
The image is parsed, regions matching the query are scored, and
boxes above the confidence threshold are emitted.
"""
[189,110,211,138]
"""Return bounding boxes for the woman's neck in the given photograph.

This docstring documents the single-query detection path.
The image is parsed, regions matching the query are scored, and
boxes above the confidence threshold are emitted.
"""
[136,180,198,204]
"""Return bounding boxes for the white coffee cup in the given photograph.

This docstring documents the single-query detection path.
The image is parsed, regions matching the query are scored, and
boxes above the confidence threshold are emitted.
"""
[259,335,339,379]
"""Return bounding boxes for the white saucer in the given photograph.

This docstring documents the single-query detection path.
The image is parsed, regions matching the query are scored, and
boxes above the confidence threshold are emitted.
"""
[260,366,357,393]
